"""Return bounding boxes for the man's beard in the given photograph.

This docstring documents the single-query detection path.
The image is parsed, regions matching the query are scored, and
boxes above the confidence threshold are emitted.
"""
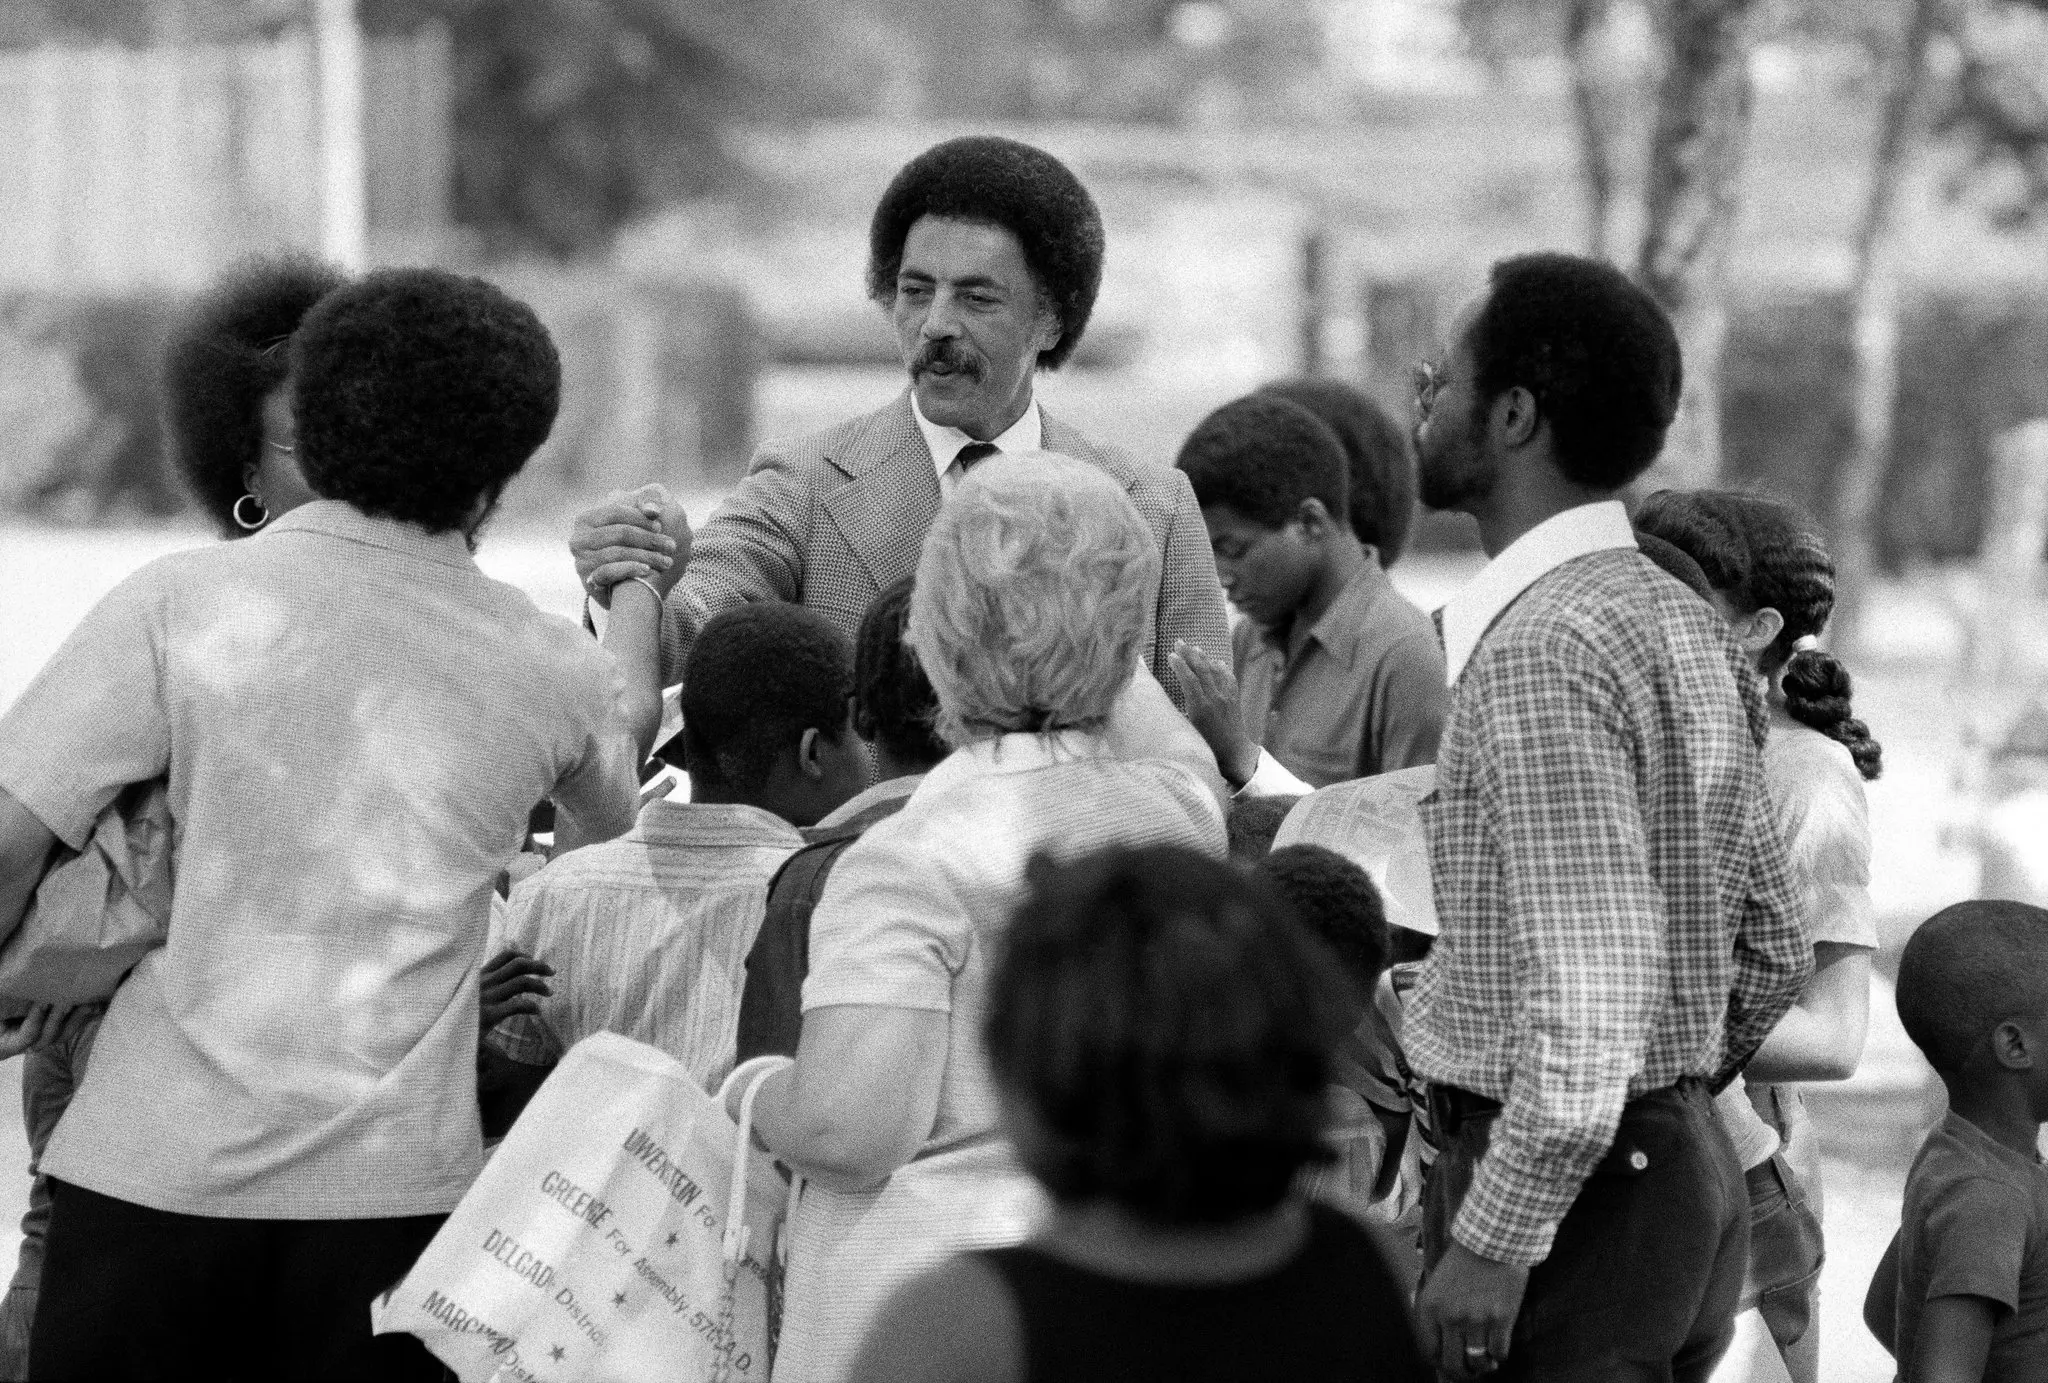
[1416,408,1495,512]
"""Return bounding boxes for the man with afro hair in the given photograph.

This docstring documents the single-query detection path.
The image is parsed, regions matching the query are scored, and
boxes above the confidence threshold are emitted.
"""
[569,135,1229,719]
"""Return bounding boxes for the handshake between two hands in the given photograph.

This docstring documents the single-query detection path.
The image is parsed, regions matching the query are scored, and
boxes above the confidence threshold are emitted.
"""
[569,484,695,608]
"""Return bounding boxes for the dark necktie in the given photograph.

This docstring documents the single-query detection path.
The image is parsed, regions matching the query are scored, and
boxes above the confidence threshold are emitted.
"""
[954,442,999,472]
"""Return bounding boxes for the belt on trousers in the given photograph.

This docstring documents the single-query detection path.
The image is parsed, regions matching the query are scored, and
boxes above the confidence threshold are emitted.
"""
[1426,1075,1710,1140]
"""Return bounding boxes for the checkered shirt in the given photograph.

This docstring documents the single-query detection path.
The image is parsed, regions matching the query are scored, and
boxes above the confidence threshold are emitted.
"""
[1405,549,1808,1266]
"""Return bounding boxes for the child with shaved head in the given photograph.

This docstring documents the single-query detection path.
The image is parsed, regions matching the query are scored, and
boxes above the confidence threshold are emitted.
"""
[1870,900,2048,1379]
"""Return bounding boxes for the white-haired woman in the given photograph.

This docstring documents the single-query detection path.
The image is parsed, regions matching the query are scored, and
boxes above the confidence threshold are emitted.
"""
[723,452,1229,1383]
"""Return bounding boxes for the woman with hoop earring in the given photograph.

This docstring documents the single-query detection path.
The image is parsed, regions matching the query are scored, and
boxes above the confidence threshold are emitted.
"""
[163,255,349,538]
[0,253,348,1376]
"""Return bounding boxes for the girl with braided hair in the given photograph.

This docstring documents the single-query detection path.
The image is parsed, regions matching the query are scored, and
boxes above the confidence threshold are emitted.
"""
[1633,489,1882,1383]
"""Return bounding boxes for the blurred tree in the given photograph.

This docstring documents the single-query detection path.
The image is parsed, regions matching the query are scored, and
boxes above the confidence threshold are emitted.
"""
[1633,0,1764,489]
[1831,0,1947,646]
[360,1,739,260]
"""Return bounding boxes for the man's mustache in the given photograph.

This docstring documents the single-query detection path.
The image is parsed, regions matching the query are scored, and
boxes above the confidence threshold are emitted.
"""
[912,341,983,379]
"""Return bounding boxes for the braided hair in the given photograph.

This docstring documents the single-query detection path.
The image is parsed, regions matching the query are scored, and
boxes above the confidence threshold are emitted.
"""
[1634,490,1882,780]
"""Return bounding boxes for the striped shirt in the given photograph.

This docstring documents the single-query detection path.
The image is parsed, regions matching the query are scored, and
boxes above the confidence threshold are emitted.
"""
[0,501,638,1218]
[1407,525,1808,1267]
[489,800,804,1091]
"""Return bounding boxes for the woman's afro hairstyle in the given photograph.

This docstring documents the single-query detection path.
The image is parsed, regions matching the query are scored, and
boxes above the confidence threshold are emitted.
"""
[1259,378,1418,564]
[291,268,560,534]
[866,136,1104,370]
[1470,252,1683,490]
[985,844,1355,1226]
[161,254,347,536]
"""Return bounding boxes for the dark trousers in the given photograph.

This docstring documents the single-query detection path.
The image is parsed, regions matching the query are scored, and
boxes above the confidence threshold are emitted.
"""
[29,1179,447,1382]
[1421,1081,1748,1383]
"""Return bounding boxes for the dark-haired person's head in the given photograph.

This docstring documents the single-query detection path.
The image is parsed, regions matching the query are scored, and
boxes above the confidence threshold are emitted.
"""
[854,577,947,778]
[1259,378,1417,565]
[986,845,1354,1225]
[1896,901,2048,1110]
[1634,488,1883,780]
[1415,252,1681,514]
[162,254,348,538]
[291,268,559,547]
[1255,844,1390,1005]
[868,137,1104,441]
[679,604,868,828]
[1633,530,1716,604]
[1176,393,1350,633]
[1225,794,1300,863]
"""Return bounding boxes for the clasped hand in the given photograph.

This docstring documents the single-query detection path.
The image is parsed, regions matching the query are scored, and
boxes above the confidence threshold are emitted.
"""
[569,484,694,606]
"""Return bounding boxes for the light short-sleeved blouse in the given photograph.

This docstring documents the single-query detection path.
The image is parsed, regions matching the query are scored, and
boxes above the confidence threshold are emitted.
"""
[1717,711,1878,1187]
[777,731,1227,1383]
[0,503,638,1219]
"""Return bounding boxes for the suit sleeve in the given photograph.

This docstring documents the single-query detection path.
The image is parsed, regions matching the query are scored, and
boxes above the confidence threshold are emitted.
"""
[658,451,813,685]
[1150,467,1231,713]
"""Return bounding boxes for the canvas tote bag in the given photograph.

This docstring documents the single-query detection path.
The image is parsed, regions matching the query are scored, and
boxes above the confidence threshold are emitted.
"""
[374,1032,788,1382]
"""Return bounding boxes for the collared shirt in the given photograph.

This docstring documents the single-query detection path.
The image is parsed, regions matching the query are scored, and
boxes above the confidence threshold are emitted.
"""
[786,733,1227,1374]
[1436,500,1638,684]
[804,732,1226,1156]
[811,772,923,833]
[1233,559,1448,789]
[0,501,638,1218]
[910,391,1042,494]
[1405,542,1808,1266]
[490,800,804,1091]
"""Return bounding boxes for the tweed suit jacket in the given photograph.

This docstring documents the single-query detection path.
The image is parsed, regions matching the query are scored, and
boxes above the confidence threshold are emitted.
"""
[657,391,1231,708]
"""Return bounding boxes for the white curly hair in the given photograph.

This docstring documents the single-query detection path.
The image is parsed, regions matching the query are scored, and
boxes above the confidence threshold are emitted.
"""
[907,450,1160,746]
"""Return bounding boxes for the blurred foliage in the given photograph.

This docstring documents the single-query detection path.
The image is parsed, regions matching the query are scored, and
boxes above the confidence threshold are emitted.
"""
[1940,2,2048,229]
[1721,282,2048,567]
[1458,0,2048,232]
[0,0,1334,257]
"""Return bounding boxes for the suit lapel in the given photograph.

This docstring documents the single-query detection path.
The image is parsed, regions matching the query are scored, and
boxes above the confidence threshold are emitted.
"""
[820,392,943,592]
[1041,410,1141,493]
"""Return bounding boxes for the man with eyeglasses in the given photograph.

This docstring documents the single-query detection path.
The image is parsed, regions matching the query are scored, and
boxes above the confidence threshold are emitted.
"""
[1402,252,1810,1381]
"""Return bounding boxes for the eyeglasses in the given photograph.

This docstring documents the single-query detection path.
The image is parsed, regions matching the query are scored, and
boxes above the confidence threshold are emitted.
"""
[1411,359,1455,419]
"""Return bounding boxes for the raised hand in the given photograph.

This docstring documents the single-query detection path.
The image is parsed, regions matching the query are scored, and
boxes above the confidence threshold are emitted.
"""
[1166,639,1261,788]
[569,485,685,607]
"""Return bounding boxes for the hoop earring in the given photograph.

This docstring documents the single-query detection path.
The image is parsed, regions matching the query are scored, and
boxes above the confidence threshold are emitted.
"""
[232,493,269,531]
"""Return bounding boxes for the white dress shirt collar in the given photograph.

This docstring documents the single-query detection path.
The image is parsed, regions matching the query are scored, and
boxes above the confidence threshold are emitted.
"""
[1437,500,1637,684]
[910,391,1042,491]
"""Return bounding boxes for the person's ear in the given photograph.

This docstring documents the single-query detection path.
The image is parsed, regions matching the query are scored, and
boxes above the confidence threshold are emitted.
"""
[243,460,262,494]
[1031,289,1062,360]
[1496,386,1540,449]
[1991,1018,2035,1072]
[795,727,827,781]
[1295,497,1337,540]
[1743,607,1786,655]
